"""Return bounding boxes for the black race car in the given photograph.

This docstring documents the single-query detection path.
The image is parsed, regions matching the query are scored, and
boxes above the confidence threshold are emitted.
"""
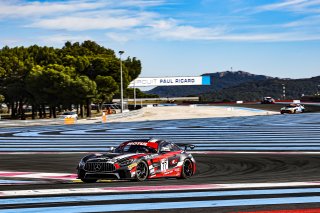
[77,138,196,182]
[261,97,275,104]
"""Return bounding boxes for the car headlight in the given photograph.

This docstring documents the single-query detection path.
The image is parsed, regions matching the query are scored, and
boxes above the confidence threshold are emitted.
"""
[118,158,134,167]
[78,158,86,167]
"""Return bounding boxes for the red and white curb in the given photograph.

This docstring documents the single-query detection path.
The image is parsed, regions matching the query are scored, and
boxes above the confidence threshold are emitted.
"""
[2,181,320,197]
[0,171,77,180]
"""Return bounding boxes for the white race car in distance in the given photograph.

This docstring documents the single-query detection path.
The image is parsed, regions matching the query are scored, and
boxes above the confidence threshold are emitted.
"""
[60,111,78,119]
[280,104,305,114]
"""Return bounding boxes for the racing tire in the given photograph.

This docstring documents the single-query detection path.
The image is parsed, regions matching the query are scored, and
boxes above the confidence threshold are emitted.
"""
[78,169,98,183]
[179,159,194,179]
[135,161,149,182]
[293,110,296,114]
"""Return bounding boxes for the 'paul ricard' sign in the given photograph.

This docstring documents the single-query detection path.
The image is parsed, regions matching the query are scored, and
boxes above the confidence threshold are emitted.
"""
[129,76,211,87]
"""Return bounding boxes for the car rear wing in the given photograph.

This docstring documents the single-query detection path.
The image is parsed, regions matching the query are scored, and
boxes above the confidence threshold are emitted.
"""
[176,143,195,151]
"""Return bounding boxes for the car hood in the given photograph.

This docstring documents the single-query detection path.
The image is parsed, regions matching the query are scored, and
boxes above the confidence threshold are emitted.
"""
[282,107,295,110]
[86,152,148,162]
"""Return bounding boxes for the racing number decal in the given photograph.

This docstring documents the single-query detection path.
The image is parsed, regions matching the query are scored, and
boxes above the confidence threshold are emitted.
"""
[161,159,168,171]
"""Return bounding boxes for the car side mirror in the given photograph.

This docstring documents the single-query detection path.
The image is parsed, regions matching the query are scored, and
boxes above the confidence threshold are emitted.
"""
[110,147,115,152]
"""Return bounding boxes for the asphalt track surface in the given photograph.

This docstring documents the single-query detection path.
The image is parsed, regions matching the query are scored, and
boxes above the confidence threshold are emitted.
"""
[1,153,320,189]
[1,153,320,212]
[1,110,320,212]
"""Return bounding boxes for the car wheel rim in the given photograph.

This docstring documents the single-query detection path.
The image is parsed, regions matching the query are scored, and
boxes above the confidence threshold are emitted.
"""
[183,160,193,177]
[137,163,147,180]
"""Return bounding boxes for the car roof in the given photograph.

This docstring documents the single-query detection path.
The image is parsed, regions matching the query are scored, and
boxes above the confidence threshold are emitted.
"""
[126,138,163,143]
[122,138,168,149]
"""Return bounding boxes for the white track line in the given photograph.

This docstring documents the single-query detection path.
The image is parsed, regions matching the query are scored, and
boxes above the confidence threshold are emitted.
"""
[0,171,77,180]
[2,181,320,197]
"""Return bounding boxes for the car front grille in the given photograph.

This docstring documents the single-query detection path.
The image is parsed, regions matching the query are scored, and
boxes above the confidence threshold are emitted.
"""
[84,162,116,172]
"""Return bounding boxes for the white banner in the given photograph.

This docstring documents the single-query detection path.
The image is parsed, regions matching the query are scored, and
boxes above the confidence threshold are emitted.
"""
[129,76,210,87]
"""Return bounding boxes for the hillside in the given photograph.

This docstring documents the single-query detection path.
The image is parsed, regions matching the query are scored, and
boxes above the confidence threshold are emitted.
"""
[200,76,320,102]
[147,71,273,97]
[146,71,320,102]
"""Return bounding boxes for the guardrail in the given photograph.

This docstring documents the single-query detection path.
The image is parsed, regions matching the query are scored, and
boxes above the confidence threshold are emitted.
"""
[105,109,143,121]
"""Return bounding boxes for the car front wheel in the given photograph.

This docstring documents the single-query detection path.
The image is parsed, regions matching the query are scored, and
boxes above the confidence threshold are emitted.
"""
[135,161,149,181]
[78,169,98,183]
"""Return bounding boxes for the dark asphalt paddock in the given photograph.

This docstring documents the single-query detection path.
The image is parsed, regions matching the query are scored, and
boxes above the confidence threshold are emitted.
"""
[1,153,320,191]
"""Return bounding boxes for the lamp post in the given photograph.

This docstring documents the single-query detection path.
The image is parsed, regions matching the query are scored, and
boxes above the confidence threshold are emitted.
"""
[119,51,125,113]
[134,80,136,109]
[282,84,286,100]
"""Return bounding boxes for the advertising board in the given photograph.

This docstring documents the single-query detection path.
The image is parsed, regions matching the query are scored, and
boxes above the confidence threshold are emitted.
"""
[129,76,211,87]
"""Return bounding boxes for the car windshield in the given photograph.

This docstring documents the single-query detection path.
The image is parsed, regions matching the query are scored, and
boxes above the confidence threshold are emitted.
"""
[63,112,75,115]
[114,143,157,154]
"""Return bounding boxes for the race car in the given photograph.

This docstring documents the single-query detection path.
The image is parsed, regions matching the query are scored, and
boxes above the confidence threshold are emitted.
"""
[280,104,305,114]
[261,97,275,104]
[77,138,196,182]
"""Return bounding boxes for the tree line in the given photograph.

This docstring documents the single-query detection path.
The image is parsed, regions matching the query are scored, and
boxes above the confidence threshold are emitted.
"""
[0,40,154,119]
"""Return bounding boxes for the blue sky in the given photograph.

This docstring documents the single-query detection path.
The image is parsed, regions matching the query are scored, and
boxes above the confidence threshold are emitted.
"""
[1,0,320,79]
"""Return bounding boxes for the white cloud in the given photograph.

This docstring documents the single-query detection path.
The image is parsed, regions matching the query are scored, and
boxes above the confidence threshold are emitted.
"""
[39,34,92,45]
[150,26,320,42]
[106,33,131,43]
[2,0,320,44]
[29,16,143,31]
[148,20,228,40]
[284,15,320,27]
[10,0,160,31]
[255,0,320,13]
[0,0,167,19]
[0,0,107,18]
[212,32,320,42]
[0,33,93,47]
[115,0,167,7]
[0,38,24,46]
[139,18,320,42]
[257,0,308,10]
